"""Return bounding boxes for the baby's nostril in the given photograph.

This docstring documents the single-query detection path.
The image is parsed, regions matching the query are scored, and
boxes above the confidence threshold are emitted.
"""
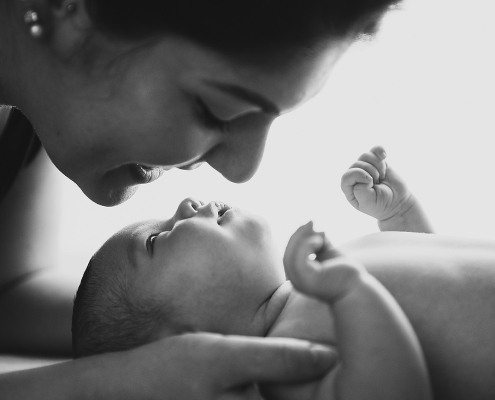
[190,199,201,211]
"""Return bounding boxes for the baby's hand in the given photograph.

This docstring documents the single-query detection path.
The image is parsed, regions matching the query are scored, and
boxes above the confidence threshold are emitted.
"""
[341,146,413,223]
[284,222,365,302]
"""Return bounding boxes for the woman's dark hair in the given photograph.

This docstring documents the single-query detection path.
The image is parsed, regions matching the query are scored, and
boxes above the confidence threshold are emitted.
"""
[86,0,400,61]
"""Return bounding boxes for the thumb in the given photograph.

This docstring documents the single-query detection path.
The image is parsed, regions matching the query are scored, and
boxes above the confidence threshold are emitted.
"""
[216,335,338,388]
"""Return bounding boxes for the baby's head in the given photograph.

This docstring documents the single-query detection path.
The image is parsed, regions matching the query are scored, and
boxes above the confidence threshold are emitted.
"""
[72,197,286,358]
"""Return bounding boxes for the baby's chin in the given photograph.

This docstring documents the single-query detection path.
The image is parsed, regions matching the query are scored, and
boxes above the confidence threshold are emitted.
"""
[262,281,293,336]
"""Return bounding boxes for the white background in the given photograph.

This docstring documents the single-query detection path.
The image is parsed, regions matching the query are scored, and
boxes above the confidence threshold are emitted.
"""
[57,0,495,273]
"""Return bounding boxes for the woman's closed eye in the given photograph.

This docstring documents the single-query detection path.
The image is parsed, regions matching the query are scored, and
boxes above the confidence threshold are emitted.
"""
[196,97,231,133]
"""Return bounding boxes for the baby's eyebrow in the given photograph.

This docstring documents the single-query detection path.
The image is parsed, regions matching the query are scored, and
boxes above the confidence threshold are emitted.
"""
[124,221,163,268]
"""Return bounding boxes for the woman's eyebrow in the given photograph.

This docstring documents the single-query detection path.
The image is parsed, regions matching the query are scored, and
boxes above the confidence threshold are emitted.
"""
[204,80,280,116]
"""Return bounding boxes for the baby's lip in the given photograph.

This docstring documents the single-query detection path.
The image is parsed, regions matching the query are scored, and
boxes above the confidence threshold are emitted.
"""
[215,202,232,223]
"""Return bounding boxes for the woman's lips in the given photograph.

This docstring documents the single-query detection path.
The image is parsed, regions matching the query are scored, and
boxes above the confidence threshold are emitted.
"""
[129,164,165,184]
[178,160,205,170]
[109,159,203,188]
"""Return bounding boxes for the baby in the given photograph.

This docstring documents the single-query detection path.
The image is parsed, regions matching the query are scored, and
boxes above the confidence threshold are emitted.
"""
[72,146,432,400]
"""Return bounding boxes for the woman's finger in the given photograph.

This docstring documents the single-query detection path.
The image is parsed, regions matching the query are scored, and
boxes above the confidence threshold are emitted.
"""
[204,334,337,388]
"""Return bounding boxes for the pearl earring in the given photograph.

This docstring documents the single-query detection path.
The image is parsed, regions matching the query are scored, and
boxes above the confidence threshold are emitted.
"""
[23,9,43,38]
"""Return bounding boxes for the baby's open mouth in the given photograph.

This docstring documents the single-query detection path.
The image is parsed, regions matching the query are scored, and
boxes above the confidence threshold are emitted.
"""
[215,201,232,223]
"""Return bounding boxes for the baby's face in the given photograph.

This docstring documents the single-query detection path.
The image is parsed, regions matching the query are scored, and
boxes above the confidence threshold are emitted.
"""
[100,197,285,336]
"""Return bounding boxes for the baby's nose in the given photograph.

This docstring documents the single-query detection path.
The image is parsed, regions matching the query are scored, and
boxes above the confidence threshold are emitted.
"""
[176,197,203,220]
[196,201,220,218]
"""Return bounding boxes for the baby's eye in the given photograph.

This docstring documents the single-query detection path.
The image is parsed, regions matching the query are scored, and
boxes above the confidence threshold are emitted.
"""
[146,234,159,254]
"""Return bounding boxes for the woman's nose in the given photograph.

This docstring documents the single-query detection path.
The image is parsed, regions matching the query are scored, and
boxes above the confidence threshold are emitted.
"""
[204,114,274,183]
[175,197,203,220]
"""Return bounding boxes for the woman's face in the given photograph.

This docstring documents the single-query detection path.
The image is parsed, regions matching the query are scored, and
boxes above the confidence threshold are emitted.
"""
[29,36,350,206]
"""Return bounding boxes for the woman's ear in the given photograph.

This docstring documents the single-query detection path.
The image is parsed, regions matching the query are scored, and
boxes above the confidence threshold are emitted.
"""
[46,0,94,58]
[18,0,94,59]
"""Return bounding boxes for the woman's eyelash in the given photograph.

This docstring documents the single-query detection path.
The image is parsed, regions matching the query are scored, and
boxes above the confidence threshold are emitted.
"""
[196,97,230,133]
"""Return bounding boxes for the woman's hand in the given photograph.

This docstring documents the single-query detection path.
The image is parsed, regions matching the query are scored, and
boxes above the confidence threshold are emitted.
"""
[1,332,337,400]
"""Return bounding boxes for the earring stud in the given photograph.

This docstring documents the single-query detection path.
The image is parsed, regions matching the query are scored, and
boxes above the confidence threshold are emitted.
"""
[23,9,43,38]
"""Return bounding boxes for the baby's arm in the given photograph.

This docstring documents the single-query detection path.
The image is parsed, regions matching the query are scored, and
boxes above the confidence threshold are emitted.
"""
[341,146,433,233]
[285,222,432,400]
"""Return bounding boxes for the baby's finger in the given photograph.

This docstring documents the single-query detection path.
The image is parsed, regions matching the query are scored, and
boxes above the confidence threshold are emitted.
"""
[284,223,325,293]
[357,151,387,182]
[369,145,387,160]
[348,160,380,184]
[315,233,343,263]
[341,168,373,192]
[341,169,373,207]
[286,237,364,302]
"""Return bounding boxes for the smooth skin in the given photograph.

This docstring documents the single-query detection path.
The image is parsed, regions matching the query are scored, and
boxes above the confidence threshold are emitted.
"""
[0,0,349,397]
[0,0,349,206]
[339,147,495,399]
[87,201,431,400]
[275,222,432,400]
[1,333,337,400]
[254,222,431,400]
[0,147,340,400]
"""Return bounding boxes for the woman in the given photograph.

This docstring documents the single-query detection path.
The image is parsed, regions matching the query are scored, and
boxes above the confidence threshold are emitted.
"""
[0,0,398,398]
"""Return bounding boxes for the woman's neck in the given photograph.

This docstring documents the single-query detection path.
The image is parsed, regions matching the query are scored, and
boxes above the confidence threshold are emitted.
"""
[0,1,33,106]
[0,106,11,133]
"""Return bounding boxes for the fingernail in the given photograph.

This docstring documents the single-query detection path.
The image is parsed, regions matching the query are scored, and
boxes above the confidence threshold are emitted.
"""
[310,345,338,369]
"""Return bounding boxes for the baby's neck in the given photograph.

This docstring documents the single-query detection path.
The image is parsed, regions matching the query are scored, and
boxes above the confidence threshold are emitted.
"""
[261,280,293,334]
[262,281,336,345]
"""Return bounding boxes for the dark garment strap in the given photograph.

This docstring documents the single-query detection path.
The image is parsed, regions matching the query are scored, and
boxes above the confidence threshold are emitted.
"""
[0,270,40,299]
[0,108,41,203]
